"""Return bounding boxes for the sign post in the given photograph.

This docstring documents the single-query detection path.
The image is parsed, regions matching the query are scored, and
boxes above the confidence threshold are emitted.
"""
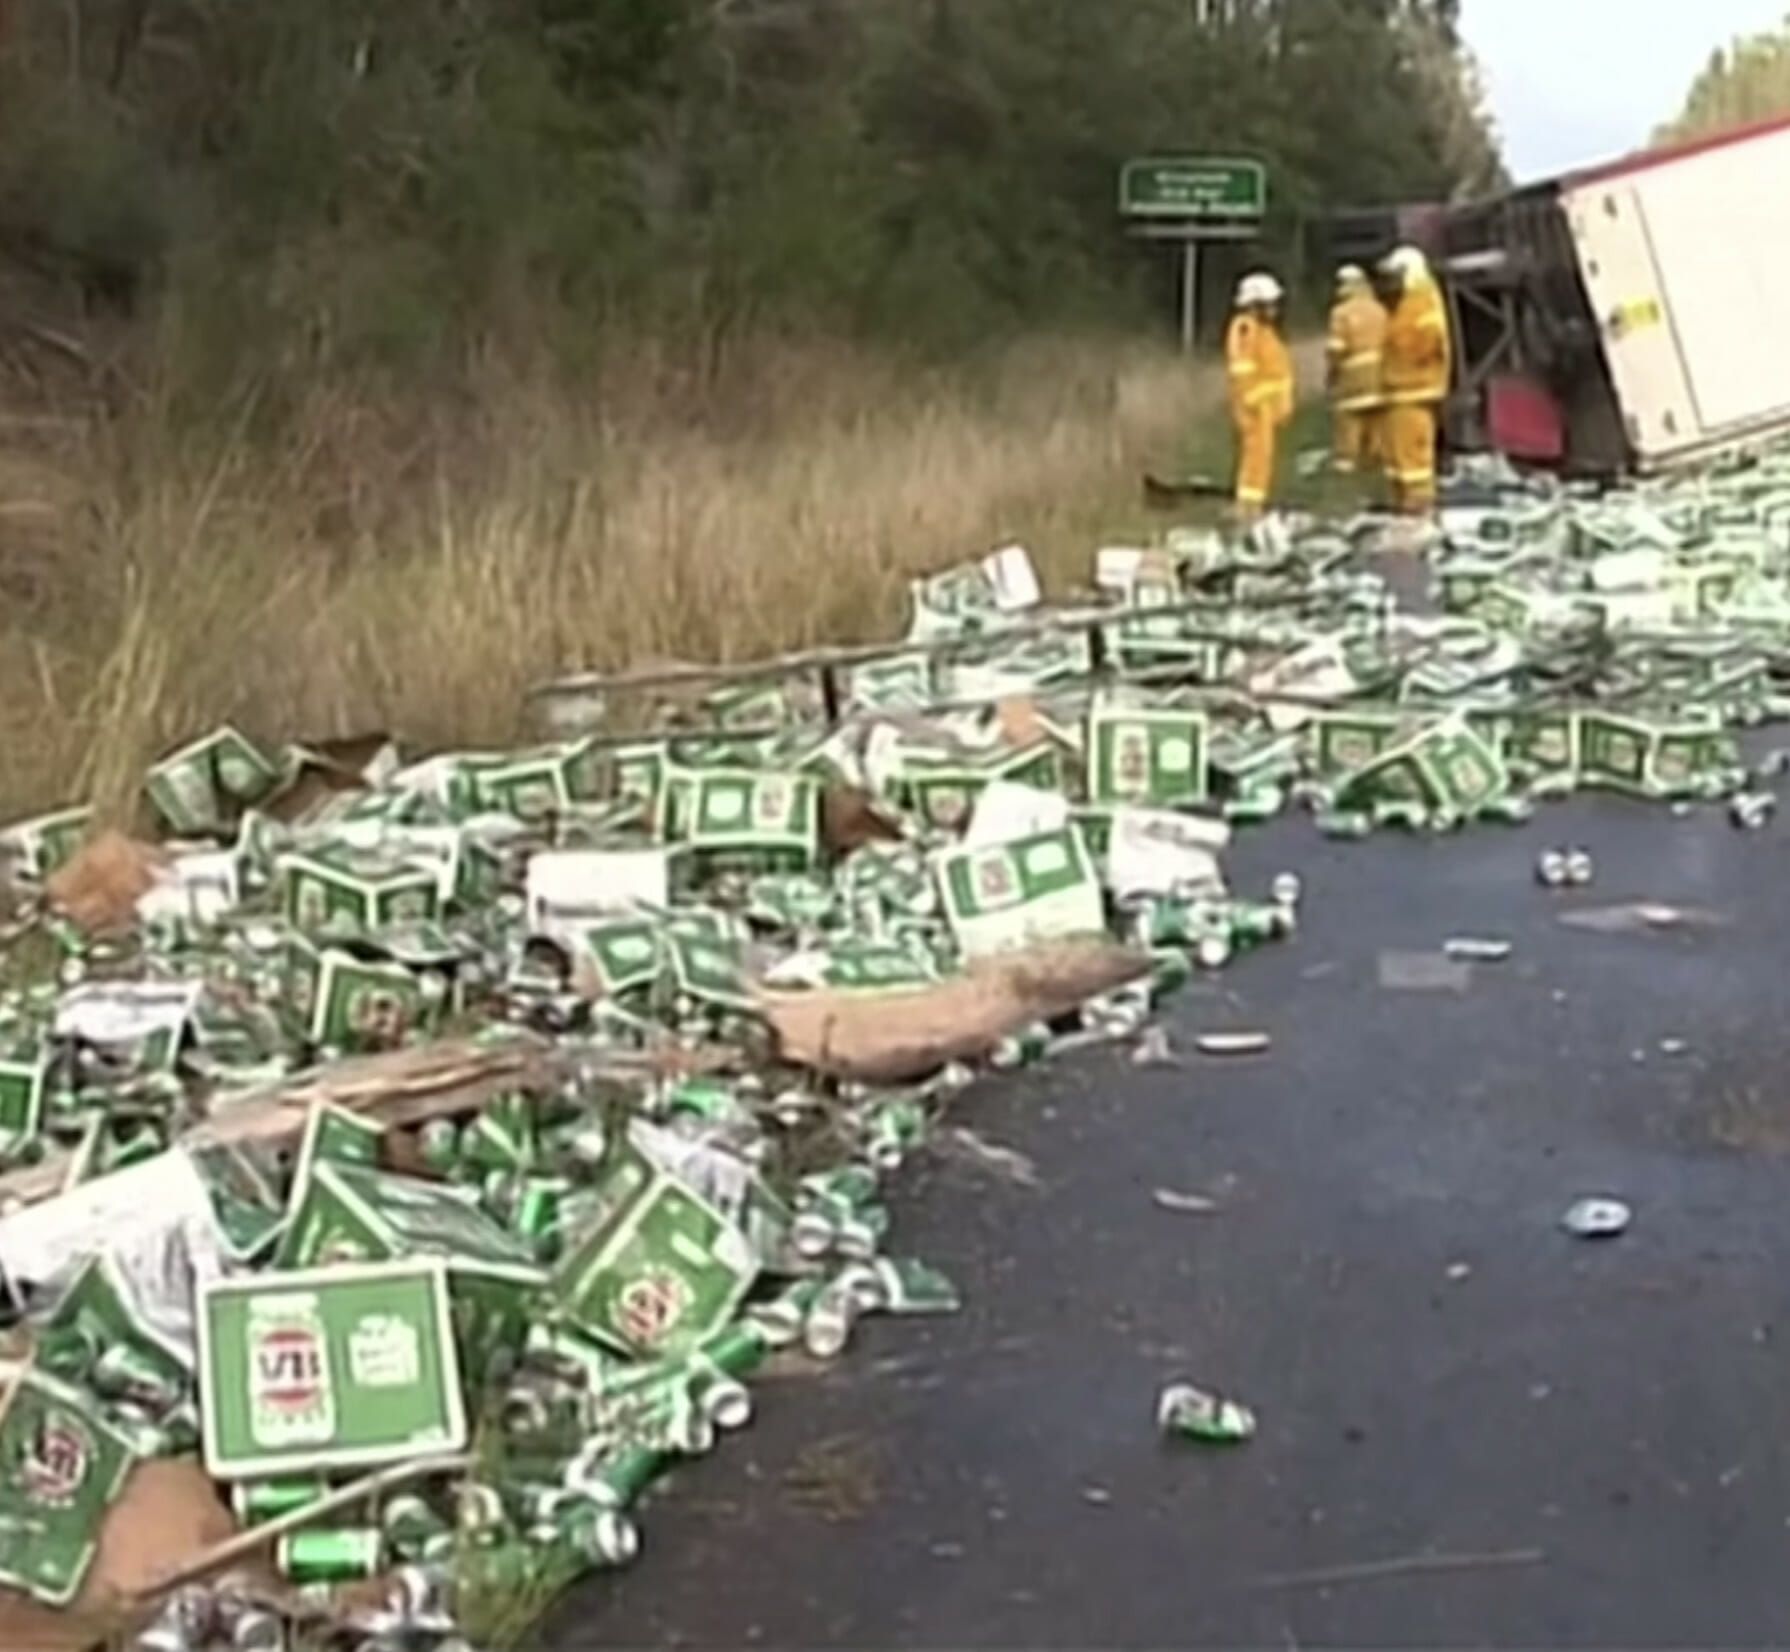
[1119,156,1267,354]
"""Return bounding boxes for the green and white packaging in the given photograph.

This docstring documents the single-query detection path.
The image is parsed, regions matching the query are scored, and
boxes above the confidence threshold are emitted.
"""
[1086,698,1209,806]
[289,1102,384,1210]
[276,1162,545,1384]
[1505,708,1581,776]
[676,771,821,872]
[1335,712,1509,818]
[884,740,1062,835]
[145,725,279,837]
[1579,710,1736,797]
[665,931,755,1014]
[197,1258,468,1480]
[278,844,441,935]
[935,825,1105,958]
[1309,710,1408,777]
[0,1036,49,1158]
[846,652,936,713]
[572,919,666,998]
[0,805,91,882]
[0,1369,137,1604]
[282,937,432,1052]
[553,1137,760,1357]
[39,1254,194,1396]
[463,739,599,821]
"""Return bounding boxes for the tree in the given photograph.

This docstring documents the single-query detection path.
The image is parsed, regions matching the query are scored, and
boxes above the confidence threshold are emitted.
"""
[1657,26,1790,143]
[0,0,1506,361]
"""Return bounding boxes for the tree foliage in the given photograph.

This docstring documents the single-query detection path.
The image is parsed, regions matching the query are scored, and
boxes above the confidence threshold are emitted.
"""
[0,0,1504,366]
[1658,26,1790,144]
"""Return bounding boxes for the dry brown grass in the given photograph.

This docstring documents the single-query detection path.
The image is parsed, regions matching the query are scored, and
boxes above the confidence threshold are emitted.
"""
[0,332,1231,823]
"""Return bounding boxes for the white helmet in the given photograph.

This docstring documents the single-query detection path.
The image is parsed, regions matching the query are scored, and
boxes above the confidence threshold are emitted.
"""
[1379,244,1430,283]
[1336,263,1368,289]
[1235,271,1284,308]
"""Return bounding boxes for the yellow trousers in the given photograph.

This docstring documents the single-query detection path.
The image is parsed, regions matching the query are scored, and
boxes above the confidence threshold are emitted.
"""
[1383,401,1438,513]
[1331,404,1382,474]
[1233,411,1277,515]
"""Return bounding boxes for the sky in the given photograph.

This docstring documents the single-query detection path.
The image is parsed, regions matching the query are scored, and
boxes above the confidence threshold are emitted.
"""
[1461,0,1790,182]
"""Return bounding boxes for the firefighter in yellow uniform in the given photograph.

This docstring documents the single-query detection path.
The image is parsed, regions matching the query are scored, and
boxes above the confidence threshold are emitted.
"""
[1225,271,1295,521]
[1326,264,1386,475]
[1378,245,1452,514]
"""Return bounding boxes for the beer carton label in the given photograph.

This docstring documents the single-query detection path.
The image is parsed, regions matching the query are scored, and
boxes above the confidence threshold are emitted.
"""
[313,951,429,1052]
[683,772,821,867]
[576,920,666,997]
[1312,711,1406,777]
[554,1144,759,1356]
[1413,717,1509,814]
[666,932,754,1012]
[145,725,279,837]
[605,744,669,812]
[1338,713,1507,815]
[1087,705,1208,806]
[471,756,567,821]
[1579,713,1653,792]
[0,1371,136,1605]
[935,825,1104,958]
[1506,709,1580,774]
[278,846,440,936]
[198,1260,468,1479]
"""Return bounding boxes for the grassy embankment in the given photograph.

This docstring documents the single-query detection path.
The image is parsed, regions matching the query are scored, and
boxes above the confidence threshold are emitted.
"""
[0,335,1335,826]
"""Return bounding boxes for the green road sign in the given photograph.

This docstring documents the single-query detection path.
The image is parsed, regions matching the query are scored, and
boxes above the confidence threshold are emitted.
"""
[1120,156,1266,221]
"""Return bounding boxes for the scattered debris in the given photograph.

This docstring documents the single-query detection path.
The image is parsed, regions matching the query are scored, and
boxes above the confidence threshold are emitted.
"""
[1195,1031,1271,1057]
[1561,1196,1632,1239]
[1250,1547,1547,1591]
[1730,791,1777,830]
[940,1126,1041,1189]
[1151,1188,1221,1215]
[1535,848,1594,889]
[4,435,1790,1641]
[1156,1381,1256,1444]
[1131,1024,1178,1067]
[1557,902,1724,934]
[1443,935,1511,961]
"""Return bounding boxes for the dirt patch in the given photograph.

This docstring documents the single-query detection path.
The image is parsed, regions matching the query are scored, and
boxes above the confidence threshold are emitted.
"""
[782,1432,885,1523]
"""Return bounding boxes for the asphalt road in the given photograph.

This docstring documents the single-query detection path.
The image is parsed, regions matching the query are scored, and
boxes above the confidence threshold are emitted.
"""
[546,786,1790,1649]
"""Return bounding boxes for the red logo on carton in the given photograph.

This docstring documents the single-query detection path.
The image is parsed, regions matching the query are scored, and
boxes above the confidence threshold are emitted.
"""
[616,1271,690,1349]
[255,1324,326,1414]
[20,1413,91,1507]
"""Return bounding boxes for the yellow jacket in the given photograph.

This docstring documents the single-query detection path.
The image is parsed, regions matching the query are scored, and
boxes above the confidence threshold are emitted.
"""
[1327,291,1387,413]
[1226,313,1294,426]
[1383,280,1451,405]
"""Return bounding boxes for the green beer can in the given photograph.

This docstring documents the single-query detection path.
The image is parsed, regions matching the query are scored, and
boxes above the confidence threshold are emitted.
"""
[277,1526,384,1583]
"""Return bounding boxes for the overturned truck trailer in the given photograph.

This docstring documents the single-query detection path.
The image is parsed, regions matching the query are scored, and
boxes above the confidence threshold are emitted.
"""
[1436,115,1790,478]
[1328,118,1790,478]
